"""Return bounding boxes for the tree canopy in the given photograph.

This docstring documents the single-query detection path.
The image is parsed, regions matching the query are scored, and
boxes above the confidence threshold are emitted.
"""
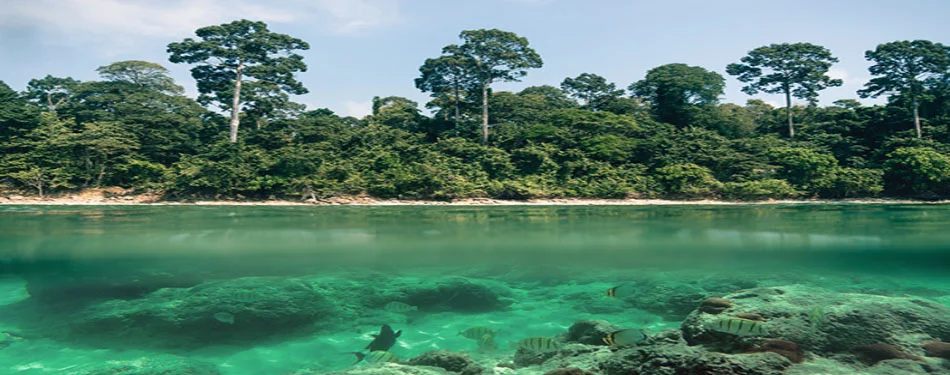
[726,43,843,138]
[2,23,950,203]
[167,19,309,143]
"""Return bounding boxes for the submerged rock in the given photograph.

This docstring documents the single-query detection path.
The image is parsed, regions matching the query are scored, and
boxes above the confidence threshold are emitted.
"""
[67,277,337,348]
[852,343,922,366]
[681,285,950,355]
[293,363,450,375]
[407,350,482,374]
[560,320,621,346]
[601,276,757,319]
[403,277,513,312]
[73,356,219,375]
[595,342,791,375]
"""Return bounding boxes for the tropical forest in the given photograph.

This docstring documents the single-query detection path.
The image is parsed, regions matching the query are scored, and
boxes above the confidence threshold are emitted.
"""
[2,20,950,202]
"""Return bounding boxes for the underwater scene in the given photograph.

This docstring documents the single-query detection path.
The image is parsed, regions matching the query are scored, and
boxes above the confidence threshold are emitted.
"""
[0,204,949,375]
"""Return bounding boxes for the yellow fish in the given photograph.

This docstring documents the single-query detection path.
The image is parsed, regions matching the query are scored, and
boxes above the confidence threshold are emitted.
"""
[458,326,497,340]
[706,317,767,336]
[517,337,560,353]
[606,284,635,298]
[602,328,647,347]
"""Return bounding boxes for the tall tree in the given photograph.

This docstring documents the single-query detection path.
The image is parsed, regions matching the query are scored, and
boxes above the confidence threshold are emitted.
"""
[449,29,543,144]
[726,43,843,138]
[560,73,623,110]
[857,40,950,139]
[631,63,724,126]
[25,75,80,114]
[96,60,185,95]
[0,81,38,143]
[415,53,479,128]
[167,19,309,143]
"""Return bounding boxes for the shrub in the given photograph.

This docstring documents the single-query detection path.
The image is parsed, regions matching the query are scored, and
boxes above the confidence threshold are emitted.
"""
[722,179,800,201]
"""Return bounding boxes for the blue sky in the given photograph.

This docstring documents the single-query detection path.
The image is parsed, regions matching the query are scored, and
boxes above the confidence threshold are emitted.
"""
[1,0,948,118]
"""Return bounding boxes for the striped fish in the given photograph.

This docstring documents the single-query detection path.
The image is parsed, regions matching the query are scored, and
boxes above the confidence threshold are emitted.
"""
[605,284,635,298]
[477,333,498,351]
[352,350,399,364]
[602,328,647,347]
[517,337,560,353]
[458,326,497,340]
[384,302,418,313]
[707,317,767,336]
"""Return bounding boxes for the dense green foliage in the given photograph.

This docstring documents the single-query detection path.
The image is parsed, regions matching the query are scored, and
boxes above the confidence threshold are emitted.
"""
[2,20,950,201]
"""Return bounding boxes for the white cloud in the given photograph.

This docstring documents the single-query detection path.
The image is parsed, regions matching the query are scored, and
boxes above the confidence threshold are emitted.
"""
[0,0,401,50]
[342,100,372,118]
[826,68,868,87]
[310,0,402,33]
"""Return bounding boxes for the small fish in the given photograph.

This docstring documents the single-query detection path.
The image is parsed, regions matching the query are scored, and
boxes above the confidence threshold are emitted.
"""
[603,328,647,347]
[458,326,497,340]
[352,350,399,364]
[384,302,418,313]
[606,284,635,298]
[707,317,767,336]
[517,337,560,353]
[213,312,235,324]
[366,324,401,352]
[477,333,498,351]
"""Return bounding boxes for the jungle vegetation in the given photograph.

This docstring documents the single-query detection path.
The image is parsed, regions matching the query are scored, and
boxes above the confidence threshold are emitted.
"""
[2,20,950,201]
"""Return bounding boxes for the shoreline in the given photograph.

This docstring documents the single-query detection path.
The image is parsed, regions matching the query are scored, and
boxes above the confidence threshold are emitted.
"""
[1,190,947,206]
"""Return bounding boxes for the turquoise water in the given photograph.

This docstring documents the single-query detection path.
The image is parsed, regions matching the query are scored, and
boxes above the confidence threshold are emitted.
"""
[0,204,948,374]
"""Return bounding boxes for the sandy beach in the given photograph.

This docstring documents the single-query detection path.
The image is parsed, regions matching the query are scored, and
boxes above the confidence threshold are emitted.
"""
[0,188,946,206]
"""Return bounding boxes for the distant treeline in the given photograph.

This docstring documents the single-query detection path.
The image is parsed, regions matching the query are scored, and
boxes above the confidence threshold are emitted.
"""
[1,20,949,200]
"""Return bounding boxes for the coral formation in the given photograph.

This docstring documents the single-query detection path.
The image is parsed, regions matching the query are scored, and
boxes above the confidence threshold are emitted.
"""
[744,339,805,363]
[699,297,734,314]
[406,350,481,373]
[852,343,922,366]
[560,320,621,346]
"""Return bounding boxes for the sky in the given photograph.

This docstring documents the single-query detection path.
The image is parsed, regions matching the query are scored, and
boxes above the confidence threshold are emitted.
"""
[1,0,948,118]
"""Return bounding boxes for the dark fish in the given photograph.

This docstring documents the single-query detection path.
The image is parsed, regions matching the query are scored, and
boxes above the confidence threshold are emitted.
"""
[365,324,401,352]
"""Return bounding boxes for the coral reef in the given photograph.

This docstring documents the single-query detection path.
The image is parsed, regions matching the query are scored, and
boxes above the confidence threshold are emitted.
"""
[65,277,338,348]
[595,340,792,375]
[680,285,950,355]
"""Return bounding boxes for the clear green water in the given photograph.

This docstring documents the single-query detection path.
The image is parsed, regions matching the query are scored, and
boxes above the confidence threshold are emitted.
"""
[0,204,948,374]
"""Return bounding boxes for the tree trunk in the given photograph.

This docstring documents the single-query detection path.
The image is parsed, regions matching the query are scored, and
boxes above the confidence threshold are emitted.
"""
[46,92,54,113]
[785,90,794,138]
[453,82,460,129]
[913,98,921,139]
[481,83,489,145]
[229,62,244,143]
[96,164,106,188]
